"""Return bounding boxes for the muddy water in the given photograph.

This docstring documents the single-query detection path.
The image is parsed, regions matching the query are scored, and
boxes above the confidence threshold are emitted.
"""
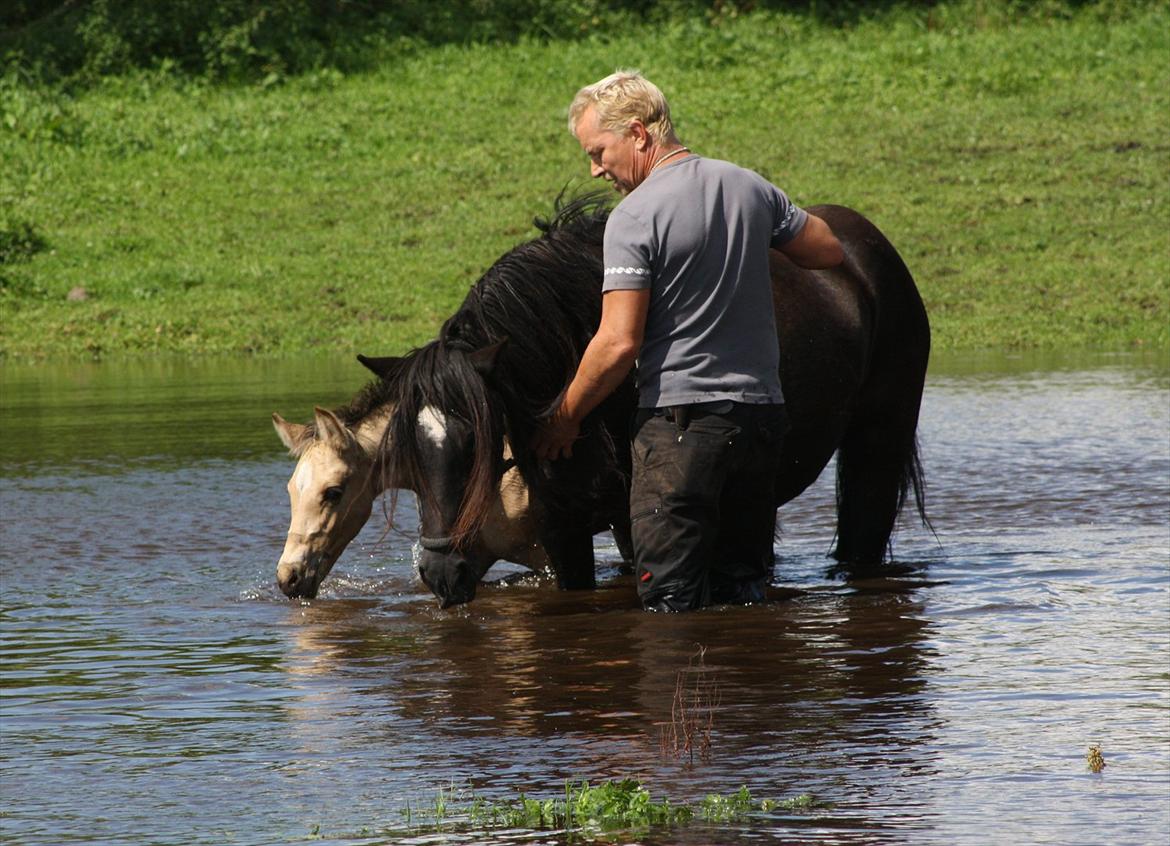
[1,352,1167,845]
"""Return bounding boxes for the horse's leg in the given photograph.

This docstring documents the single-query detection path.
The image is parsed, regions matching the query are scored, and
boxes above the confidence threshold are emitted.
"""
[542,522,597,590]
[832,404,927,575]
[611,515,634,564]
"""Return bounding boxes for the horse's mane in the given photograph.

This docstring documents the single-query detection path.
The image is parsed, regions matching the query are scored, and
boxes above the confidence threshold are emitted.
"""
[333,378,398,429]
[381,191,624,547]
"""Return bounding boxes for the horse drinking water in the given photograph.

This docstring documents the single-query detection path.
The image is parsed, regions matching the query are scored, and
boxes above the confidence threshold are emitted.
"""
[272,368,556,599]
[373,195,930,607]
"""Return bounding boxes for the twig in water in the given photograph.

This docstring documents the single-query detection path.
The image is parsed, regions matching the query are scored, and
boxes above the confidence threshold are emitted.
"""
[659,645,720,764]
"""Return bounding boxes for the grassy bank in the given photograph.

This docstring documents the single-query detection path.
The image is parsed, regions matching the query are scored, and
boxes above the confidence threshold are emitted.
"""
[1,1,1167,359]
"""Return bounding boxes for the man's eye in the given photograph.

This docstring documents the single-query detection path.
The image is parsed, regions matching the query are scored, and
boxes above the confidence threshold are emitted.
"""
[322,486,344,503]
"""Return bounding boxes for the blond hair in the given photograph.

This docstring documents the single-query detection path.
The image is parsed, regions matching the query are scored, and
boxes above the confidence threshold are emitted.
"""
[568,70,675,143]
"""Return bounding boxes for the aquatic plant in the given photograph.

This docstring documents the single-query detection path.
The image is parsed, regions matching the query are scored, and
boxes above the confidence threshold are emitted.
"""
[395,780,825,837]
[660,645,720,764]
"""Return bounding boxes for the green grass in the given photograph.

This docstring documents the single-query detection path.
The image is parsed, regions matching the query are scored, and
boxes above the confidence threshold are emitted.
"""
[368,780,824,841]
[2,1,1167,359]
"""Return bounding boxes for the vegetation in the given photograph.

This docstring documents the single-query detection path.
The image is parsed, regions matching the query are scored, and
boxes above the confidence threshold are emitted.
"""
[660,644,720,763]
[383,780,824,841]
[10,1,1130,85]
[1,1,1166,359]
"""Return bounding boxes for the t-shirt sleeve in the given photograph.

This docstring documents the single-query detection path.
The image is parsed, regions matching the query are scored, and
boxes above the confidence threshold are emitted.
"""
[768,184,809,248]
[602,208,654,292]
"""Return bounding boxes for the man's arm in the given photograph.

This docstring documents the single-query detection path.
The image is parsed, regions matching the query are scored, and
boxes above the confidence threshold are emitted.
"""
[779,213,844,269]
[531,288,650,461]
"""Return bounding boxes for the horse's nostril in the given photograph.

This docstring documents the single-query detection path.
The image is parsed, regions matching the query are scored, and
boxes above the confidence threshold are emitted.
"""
[287,571,299,586]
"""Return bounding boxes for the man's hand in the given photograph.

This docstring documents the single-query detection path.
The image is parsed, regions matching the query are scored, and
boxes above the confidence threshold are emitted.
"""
[532,403,581,461]
[529,288,648,462]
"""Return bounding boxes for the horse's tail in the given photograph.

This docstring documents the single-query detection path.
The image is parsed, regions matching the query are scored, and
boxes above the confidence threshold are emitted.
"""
[832,423,932,568]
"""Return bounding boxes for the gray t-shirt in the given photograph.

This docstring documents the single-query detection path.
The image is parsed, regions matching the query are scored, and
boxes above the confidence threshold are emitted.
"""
[602,155,808,408]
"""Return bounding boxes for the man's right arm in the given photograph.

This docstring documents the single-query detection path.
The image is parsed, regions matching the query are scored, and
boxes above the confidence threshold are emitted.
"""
[531,288,649,461]
[779,213,844,269]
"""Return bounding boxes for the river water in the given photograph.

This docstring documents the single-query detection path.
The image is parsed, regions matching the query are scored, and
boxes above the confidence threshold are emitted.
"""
[1,352,1168,845]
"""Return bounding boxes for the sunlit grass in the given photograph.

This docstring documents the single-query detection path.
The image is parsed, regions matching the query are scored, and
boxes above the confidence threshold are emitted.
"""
[2,1,1166,359]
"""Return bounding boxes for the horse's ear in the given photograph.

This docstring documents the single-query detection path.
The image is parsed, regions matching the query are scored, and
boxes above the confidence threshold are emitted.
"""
[468,338,508,376]
[313,407,356,451]
[273,413,310,456]
[356,354,403,380]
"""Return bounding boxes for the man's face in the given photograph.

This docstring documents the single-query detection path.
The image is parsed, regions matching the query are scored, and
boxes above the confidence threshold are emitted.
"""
[576,105,641,195]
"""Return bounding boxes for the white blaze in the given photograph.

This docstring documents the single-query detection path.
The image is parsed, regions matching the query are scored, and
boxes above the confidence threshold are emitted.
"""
[418,406,448,448]
[294,454,314,493]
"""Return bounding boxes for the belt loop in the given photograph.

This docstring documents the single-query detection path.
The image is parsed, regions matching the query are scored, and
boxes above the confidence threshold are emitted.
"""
[674,405,690,431]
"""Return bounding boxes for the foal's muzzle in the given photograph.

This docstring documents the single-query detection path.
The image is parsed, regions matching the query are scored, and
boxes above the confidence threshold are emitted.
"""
[277,557,321,599]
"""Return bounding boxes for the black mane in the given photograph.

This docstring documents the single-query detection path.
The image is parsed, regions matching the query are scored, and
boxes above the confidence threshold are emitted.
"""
[381,192,627,546]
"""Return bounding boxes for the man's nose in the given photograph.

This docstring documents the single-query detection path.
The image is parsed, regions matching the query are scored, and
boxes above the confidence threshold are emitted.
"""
[591,162,604,178]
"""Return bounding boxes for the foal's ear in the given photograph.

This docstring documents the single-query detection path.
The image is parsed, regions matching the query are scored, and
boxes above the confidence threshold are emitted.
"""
[313,407,356,451]
[356,354,404,380]
[273,413,310,455]
[468,337,508,376]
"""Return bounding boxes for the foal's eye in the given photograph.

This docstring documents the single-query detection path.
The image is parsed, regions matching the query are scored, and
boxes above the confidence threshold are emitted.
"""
[322,486,345,504]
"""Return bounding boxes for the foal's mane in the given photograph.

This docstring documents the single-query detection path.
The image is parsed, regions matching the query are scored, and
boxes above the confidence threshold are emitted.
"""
[332,377,399,429]
[381,192,618,546]
[290,377,397,453]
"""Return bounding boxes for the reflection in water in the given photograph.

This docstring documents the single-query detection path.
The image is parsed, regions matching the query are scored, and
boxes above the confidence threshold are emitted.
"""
[276,570,942,839]
[1,352,1168,845]
[0,356,371,471]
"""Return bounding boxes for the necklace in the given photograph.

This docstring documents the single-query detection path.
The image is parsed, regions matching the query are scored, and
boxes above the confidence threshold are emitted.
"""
[649,146,690,172]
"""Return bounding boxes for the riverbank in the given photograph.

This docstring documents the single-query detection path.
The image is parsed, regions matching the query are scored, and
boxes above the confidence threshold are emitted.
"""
[1,1,1166,360]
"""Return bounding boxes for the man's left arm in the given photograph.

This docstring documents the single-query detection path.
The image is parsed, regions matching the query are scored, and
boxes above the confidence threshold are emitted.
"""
[531,288,650,461]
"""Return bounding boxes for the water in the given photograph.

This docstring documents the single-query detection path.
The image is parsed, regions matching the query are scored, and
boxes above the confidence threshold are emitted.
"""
[2,352,1168,845]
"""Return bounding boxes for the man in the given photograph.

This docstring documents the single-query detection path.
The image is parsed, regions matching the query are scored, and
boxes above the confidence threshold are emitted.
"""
[532,70,844,611]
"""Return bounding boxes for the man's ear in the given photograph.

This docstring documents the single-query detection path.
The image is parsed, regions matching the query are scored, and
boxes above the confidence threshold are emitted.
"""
[629,119,650,151]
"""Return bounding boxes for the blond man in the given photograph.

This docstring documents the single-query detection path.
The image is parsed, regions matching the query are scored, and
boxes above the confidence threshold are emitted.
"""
[533,71,843,611]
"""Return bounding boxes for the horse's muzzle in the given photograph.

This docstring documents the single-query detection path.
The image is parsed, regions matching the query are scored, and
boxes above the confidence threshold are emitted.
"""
[277,559,320,599]
[417,551,479,608]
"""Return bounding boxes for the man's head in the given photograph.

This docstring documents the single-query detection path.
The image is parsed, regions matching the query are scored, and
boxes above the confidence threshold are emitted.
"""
[568,70,675,144]
[568,70,678,194]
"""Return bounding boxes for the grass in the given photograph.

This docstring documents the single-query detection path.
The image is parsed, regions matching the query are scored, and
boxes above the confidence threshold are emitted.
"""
[1,1,1167,360]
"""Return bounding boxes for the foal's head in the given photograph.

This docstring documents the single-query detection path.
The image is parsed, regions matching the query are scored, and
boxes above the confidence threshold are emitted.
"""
[272,408,379,598]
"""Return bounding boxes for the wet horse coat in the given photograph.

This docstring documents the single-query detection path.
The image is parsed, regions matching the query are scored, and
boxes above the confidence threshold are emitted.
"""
[378,196,930,607]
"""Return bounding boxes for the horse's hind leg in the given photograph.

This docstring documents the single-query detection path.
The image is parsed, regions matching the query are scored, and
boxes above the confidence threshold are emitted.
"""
[832,409,927,576]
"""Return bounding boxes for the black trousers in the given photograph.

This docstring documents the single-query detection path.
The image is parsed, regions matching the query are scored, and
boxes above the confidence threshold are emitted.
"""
[629,401,788,611]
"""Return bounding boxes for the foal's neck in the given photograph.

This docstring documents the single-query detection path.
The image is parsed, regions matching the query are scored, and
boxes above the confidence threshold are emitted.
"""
[353,404,395,489]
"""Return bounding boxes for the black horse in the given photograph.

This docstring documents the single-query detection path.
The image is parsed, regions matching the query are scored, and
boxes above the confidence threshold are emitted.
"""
[371,194,930,607]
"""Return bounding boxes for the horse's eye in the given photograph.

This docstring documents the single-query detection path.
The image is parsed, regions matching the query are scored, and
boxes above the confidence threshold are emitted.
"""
[322,486,345,504]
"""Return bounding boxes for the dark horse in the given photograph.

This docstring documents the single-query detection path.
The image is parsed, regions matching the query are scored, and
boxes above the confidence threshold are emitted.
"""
[370,195,929,607]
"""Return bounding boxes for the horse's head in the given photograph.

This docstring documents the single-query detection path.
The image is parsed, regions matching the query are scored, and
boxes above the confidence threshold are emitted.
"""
[272,407,378,599]
[387,339,512,608]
